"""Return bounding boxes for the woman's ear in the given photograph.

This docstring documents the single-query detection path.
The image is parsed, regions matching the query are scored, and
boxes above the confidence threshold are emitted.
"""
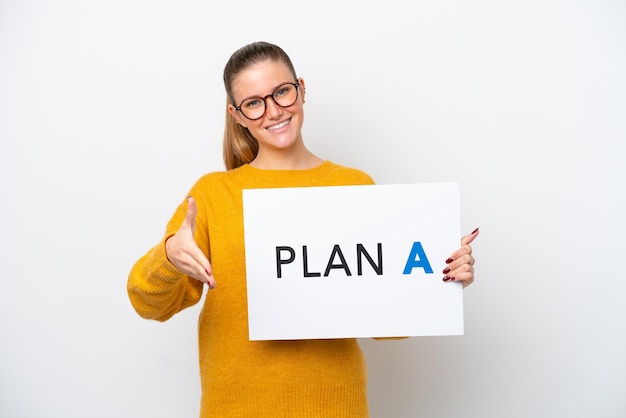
[299,77,306,104]
[228,104,246,128]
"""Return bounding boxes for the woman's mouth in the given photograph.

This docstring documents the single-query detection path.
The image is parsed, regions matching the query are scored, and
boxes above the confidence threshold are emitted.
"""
[266,118,291,131]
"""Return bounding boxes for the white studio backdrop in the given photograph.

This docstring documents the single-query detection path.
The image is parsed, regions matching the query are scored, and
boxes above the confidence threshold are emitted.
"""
[1,1,625,417]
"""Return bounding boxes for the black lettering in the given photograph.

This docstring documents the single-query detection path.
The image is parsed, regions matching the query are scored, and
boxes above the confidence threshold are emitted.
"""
[357,243,383,275]
[303,245,321,277]
[324,245,352,277]
[276,246,295,278]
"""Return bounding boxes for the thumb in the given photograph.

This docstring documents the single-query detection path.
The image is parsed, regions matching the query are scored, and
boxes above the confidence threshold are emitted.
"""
[461,227,480,246]
[182,196,198,234]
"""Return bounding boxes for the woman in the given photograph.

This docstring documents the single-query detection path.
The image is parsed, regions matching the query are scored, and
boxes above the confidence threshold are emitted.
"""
[127,41,478,417]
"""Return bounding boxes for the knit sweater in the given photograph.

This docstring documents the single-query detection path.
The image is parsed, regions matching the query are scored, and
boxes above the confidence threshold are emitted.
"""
[127,161,376,418]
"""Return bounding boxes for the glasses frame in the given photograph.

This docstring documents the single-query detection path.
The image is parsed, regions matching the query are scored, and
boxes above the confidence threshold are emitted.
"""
[234,81,300,121]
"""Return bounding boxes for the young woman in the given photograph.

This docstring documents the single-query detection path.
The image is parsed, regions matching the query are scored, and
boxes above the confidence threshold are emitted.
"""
[127,41,479,418]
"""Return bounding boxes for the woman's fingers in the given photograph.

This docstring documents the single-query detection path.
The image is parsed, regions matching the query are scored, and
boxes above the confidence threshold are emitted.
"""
[461,227,479,246]
[183,196,198,233]
[165,196,216,288]
[446,227,479,262]
[177,243,215,288]
[442,260,475,288]
[185,197,215,288]
[442,227,479,288]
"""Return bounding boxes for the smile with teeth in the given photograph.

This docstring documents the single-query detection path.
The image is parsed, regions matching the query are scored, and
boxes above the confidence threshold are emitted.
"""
[266,118,291,131]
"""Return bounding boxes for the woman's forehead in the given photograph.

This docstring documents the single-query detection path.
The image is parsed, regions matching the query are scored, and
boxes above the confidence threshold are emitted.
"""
[231,60,294,98]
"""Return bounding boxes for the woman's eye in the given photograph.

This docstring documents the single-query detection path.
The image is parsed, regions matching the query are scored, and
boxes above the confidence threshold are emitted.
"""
[245,99,262,108]
[275,87,289,97]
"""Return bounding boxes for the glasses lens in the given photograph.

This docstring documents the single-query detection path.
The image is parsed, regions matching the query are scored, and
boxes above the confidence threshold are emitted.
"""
[240,97,266,120]
[273,83,298,107]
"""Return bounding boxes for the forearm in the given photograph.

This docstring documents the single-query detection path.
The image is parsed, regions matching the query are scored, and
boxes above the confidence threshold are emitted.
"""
[127,238,204,321]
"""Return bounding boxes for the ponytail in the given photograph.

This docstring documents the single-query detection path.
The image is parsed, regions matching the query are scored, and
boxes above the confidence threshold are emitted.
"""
[222,98,259,170]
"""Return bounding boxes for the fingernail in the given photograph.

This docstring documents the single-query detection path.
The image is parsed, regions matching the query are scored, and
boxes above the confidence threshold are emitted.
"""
[471,227,479,234]
[450,276,456,281]
[443,275,451,282]
[445,257,454,264]
[442,266,451,274]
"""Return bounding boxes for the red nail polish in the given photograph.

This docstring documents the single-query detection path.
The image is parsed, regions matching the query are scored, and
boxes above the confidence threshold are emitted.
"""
[443,275,451,282]
[471,227,479,234]
[445,257,454,264]
[443,266,451,274]
[450,276,456,281]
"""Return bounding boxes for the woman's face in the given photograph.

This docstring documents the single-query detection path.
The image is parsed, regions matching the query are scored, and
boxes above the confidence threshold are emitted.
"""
[228,59,305,155]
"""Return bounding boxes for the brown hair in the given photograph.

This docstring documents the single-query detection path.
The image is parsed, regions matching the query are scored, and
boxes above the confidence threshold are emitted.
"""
[222,41,298,170]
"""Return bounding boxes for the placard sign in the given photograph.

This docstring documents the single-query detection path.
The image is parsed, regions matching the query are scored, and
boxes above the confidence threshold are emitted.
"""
[242,183,462,340]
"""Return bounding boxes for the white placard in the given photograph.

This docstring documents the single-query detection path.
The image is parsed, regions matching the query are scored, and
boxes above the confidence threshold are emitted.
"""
[242,183,462,340]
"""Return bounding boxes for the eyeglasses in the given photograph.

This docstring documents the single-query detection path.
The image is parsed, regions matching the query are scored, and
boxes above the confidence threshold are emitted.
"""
[234,82,300,120]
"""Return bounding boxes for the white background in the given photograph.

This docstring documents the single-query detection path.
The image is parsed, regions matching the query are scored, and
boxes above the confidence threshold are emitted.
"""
[1,1,624,417]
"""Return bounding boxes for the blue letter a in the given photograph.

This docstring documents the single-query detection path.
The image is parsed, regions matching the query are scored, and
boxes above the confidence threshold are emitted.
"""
[403,242,433,274]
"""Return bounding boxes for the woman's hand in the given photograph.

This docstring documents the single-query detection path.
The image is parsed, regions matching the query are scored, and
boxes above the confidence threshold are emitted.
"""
[442,227,479,288]
[165,196,216,289]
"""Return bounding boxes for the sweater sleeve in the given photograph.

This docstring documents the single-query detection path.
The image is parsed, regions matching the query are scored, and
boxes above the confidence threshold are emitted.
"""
[127,194,207,322]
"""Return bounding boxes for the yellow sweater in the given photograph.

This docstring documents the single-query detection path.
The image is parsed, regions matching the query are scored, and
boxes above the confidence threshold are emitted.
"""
[128,161,376,418]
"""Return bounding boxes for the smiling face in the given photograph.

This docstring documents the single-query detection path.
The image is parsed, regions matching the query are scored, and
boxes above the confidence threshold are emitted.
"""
[228,59,306,157]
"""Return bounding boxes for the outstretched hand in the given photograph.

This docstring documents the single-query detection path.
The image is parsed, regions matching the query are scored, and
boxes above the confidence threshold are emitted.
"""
[165,196,216,289]
[442,227,479,288]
